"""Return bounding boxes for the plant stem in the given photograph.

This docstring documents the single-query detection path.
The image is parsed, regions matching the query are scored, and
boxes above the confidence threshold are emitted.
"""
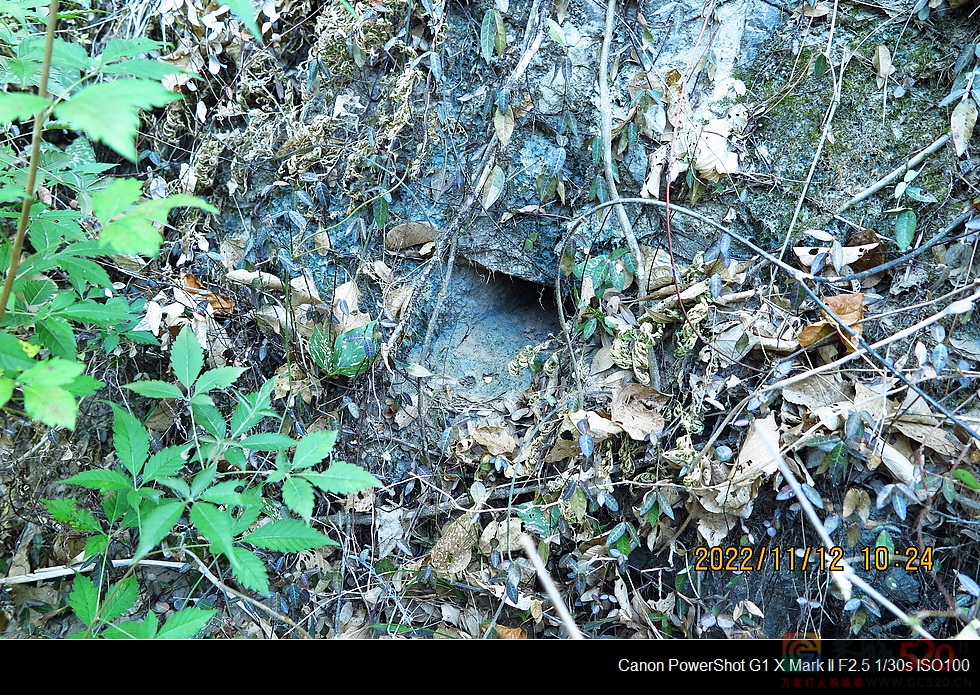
[0,0,59,326]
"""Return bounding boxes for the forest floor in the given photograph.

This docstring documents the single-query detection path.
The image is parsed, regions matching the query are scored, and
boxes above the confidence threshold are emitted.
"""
[2,0,980,639]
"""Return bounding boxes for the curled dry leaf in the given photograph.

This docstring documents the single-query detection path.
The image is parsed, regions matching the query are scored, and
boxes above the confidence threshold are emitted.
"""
[873,46,895,89]
[797,293,865,351]
[610,383,668,440]
[384,222,437,250]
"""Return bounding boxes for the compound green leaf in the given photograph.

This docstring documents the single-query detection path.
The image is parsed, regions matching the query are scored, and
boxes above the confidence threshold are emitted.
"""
[69,575,98,627]
[171,327,203,390]
[156,607,217,639]
[134,500,186,559]
[54,80,181,161]
[0,91,48,121]
[291,429,337,470]
[302,461,382,495]
[110,404,148,478]
[124,379,184,399]
[35,316,76,359]
[244,519,338,551]
[100,576,139,623]
[282,476,315,521]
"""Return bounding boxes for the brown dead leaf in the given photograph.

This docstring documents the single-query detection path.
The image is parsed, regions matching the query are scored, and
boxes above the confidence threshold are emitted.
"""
[843,488,871,522]
[331,280,371,336]
[798,293,864,351]
[495,624,527,639]
[385,222,437,250]
[610,383,667,440]
[472,426,517,456]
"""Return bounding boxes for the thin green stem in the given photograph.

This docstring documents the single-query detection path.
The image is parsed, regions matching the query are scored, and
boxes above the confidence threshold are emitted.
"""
[0,0,59,326]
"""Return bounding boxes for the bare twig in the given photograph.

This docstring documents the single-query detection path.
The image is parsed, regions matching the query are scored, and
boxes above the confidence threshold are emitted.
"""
[520,534,584,639]
[839,134,951,212]
[598,0,646,294]
[0,558,188,586]
[753,421,934,639]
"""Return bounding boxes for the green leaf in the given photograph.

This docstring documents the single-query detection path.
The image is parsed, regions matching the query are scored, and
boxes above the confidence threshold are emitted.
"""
[53,80,181,162]
[954,468,980,490]
[101,576,139,622]
[481,165,505,209]
[239,432,295,451]
[100,38,165,63]
[124,379,184,399]
[480,10,495,63]
[101,60,182,80]
[193,366,246,394]
[199,480,244,506]
[171,327,203,390]
[69,575,98,627]
[101,614,158,639]
[68,373,102,397]
[83,534,109,558]
[546,18,567,46]
[245,519,338,551]
[0,331,35,371]
[190,465,219,498]
[92,178,142,226]
[22,383,77,429]
[99,212,162,256]
[18,356,83,388]
[875,528,895,555]
[134,500,186,559]
[55,301,127,328]
[291,429,337,470]
[282,476,315,521]
[43,498,102,534]
[228,379,276,437]
[493,9,506,56]
[143,445,189,483]
[0,376,13,408]
[111,404,149,478]
[63,469,133,492]
[190,502,236,557]
[191,401,226,438]
[156,607,217,639]
[893,208,916,251]
[228,546,269,594]
[0,91,49,121]
[302,461,382,495]
[35,316,77,359]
